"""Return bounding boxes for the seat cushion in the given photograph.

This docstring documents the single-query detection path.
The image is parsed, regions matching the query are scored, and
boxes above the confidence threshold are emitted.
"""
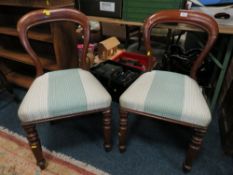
[18,69,111,122]
[120,70,211,127]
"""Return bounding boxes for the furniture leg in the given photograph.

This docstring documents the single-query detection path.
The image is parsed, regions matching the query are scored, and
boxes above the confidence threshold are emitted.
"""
[119,109,128,153]
[22,124,46,169]
[183,127,207,172]
[103,109,112,151]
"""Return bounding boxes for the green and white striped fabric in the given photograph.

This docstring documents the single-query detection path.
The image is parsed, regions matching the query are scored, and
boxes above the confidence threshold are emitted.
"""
[18,69,111,122]
[120,70,211,127]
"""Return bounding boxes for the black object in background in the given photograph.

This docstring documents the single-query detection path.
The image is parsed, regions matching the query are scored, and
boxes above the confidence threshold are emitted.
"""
[153,31,215,99]
[90,60,142,101]
[75,0,122,18]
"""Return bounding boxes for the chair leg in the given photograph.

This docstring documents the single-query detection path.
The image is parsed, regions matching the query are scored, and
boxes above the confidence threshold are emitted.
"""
[22,124,46,169]
[103,109,112,151]
[119,109,128,153]
[183,127,207,172]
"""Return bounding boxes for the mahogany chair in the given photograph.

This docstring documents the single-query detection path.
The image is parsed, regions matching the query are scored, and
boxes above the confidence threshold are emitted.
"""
[119,10,218,171]
[17,8,112,169]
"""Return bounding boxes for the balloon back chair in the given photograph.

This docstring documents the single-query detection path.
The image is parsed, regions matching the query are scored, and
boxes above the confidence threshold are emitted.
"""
[119,10,218,172]
[17,8,112,169]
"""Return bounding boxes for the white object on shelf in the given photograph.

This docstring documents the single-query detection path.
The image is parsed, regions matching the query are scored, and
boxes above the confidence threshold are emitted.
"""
[191,5,233,26]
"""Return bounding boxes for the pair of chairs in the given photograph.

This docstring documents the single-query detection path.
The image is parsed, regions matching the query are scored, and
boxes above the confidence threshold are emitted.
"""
[17,8,218,171]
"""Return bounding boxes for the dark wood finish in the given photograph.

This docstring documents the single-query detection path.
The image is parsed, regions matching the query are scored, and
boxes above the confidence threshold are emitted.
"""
[183,128,207,172]
[0,27,52,43]
[119,107,208,171]
[6,71,33,88]
[0,48,60,71]
[119,10,219,172]
[0,62,33,88]
[143,10,219,76]
[0,68,19,102]
[17,8,111,170]
[0,0,74,8]
[119,109,128,153]
[21,107,111,125]
[51,22,78,68]
[22,124,46,169]
[17,8,90,76]
[0,1,76,87]
[22,109,112,170]
[103,109,112,151]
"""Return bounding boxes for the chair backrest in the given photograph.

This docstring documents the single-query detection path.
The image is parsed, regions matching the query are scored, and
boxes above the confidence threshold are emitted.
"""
[143,10,219,80]
[17,8,90,77]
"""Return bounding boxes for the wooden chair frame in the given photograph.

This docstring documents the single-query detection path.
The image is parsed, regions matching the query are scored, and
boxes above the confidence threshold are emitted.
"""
[119,10,218,172]
[17,8,112,169]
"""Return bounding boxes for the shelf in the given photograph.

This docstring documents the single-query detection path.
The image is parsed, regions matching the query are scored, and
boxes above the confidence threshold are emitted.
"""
[6,71,33,88]
[0,26,52,43]
[0,48,60,71]
[88,16,143,26]
[0,1,76,89]
[89,16,233,35]
[0,1,74,8]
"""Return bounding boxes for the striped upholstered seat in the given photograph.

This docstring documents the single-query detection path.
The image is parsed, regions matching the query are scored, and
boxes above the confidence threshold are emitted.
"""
[18,68,111,122]
[119,10,218,172]
[120,70,211,127]
[17,9,113,169]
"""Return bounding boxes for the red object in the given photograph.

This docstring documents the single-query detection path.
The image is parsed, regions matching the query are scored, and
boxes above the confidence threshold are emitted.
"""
[112,51,156,71]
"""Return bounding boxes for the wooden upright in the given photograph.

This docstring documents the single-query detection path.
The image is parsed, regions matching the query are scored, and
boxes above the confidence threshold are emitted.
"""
[0,0,76,88]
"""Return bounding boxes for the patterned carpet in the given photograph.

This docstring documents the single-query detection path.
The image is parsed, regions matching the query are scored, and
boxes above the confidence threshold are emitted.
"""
[0,127,108,175]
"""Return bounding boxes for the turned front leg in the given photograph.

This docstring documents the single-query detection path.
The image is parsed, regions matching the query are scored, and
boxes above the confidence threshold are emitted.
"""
[22,124,46,169]
[103,109,112,151]
[119,109,128,153]
[183,127,207,172]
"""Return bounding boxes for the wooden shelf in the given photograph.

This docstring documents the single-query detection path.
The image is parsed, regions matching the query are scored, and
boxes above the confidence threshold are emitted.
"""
[6,71,33,88]
[88,16,143,26]
[0,1,77,88]
[0,1,74,8]
[0,26,52,43]
[89,16,233,35]
[219,25,233,35]
[0,48,60,71]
